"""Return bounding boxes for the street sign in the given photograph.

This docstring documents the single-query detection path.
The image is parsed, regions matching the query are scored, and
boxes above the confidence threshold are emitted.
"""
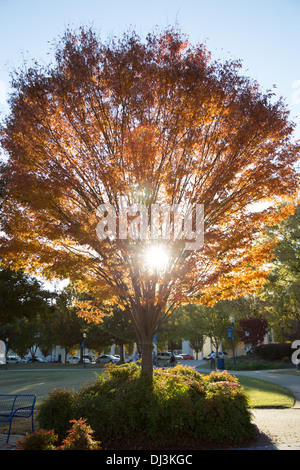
[153,334,158,343]
[227,327,233,339]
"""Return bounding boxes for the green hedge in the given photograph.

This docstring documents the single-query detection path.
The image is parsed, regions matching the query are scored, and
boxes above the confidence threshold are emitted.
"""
[254,343,293,361]
[37,363,256,449]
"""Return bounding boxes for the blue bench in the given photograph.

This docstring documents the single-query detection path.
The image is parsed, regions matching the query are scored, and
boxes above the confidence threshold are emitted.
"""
[0,394,36,443]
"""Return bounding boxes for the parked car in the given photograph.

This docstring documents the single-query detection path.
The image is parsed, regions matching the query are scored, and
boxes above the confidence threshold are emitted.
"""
[96,354,120,364]
[84,354,96,364]
[6,356,21,363]
[180,354,195,360]
[67,355,90,364]
[157,351,172,361]
[203,352,228,360]
[26,356,46,363]
[157,351,182,361]
[174,353,184,360]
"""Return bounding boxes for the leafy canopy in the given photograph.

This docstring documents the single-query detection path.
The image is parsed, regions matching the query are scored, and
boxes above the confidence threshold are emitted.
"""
[0,27,299,359]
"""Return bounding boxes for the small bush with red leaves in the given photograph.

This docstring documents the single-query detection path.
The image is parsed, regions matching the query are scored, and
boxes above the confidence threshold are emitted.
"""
[16,429,58,450]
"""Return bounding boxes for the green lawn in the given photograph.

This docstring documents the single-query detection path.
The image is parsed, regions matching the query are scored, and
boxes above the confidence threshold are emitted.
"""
[0,369,100,405]
[0,368,101,436]
[237,376,295,408]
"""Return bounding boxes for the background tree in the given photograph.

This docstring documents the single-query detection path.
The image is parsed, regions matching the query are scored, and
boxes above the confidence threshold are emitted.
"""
[0,27,299,378]
[38,310,57,359]
[155,310,184,353]
[99,305,136,363]
[84,322,113,356]
[236,317,269,351]
[4,317,40,359]
[0,323,19,357]
[0,266,51,326]
[258,204,300,338]
[174,304,206,358]
[51,286,88,362]
[200,303,230,354]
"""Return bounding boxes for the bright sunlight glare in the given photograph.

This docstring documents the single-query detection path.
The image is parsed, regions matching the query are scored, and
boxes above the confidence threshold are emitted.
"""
[144,245,170,272]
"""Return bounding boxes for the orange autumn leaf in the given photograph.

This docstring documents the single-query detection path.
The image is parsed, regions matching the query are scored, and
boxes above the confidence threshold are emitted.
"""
[0,26,299,375]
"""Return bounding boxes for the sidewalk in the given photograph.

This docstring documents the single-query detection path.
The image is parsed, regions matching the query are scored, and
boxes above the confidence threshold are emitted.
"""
[234,368,300,450]
[0,434,23,450]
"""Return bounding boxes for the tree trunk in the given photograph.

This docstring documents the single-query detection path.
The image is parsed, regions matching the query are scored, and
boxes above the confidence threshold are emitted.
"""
[64,347,69,363]
[119,344,125,364]
[141,340,153,381]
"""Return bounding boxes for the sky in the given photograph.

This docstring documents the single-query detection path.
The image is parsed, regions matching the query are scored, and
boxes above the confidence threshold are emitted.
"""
[0,0,300,139]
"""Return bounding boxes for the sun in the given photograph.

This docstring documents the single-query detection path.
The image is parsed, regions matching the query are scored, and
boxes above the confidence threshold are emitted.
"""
[144,245,170,272]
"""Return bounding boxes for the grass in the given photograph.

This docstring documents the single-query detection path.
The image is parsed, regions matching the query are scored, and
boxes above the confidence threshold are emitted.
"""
[272,369,300,377]
[200,357,295,371]
[0,363,295,437]
[196,370,295,409]
[0,368,100,405]
[237,376,295,408]
[0,368,101,437]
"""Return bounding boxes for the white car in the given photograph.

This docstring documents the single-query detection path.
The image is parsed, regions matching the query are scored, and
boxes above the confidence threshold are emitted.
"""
[67,356,79,364]
[97,354,120,364]
[6,356,21,363]
[157,351,182,361]
[67,355,90,364]
[157,351,172,361]
[84,355,96,364]
[174,353,183,360]
[203,352,228,360]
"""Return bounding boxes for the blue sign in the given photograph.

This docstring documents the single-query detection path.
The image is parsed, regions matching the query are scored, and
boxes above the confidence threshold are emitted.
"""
[81,340,85,348]
[227,327,233,339]
[153,334,158,343]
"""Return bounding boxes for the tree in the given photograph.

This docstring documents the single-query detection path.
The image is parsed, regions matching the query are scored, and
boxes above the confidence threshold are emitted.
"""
[99,305,136,363]
[236,317,268,350]
[199,302,230,354]
[0,266,51,325]
[51,286,88,362]
[174,304,206,357]
[258,204,300,337]
[84,322,113,356]
[2,317,39,359]
[0,27,299,378]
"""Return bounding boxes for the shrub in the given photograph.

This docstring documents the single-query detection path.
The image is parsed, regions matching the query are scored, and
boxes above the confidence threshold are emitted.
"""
[254,343,293,361]
[37,388,77,441]
[16,429,58,450]
[60,418,101,450]
[37,363,256,449]
[204,370,239,384]
[16,419,101,450]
